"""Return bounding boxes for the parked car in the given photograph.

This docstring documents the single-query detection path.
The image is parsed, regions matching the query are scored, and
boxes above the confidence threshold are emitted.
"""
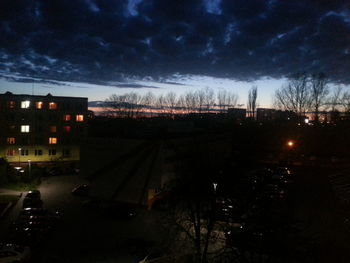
[18,208,61,222]
[46,167,63,176]
[24,190,41,199]
[71,184,90,196]
[0,243,31,263]
[9,216,54,247]
[261,184,287,201]
[83,200,136,220]
[9,225,49,247]
[22,190,43,208]
[274,167,293,176]
[11,218,54,233]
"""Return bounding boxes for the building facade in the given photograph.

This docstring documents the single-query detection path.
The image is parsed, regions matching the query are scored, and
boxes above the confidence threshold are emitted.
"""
[0,92,88,166]
[227,108,246,121]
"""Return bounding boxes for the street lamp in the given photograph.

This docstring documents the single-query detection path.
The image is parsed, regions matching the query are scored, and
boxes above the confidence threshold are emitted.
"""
[287,140,294,148]
[213,182,218,193]
[28,160,31,177]
[286,140,295,165]
[18,147,22,168]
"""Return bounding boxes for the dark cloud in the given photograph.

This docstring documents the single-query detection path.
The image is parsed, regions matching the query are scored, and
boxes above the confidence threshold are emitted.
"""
[113,83,160,89]
[0,0,349,84]
[0,74,70,86]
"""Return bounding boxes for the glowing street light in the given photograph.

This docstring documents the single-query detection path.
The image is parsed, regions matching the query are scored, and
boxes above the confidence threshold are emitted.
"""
[28,160,31,177]
[287,140,294,148]
[213,182,218,193]
[18,147,22,168]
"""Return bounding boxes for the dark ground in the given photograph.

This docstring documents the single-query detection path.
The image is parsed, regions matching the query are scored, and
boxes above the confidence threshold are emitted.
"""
[283,165,350,263]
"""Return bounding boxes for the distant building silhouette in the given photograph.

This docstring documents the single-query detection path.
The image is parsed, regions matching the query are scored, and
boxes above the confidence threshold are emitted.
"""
[257,108,299,122]
[227,108,246,121]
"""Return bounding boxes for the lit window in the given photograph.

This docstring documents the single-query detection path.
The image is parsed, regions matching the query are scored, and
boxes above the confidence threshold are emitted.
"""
[7,137,15,144]
[50,126,57,133]
[63,126,71,133]
[7,101,16,109]
[49,137,57,144]
[76,115,84,122]
[6,149,16,156]
[49,102,57,110]
[49,149,56,156]
[63,115,71,121]
[21,125,30,133]
[36,101,43,109]
[35,149,43,156]
[21,101,30,109]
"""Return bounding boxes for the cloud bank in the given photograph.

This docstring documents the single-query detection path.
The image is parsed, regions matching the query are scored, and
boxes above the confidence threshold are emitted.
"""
[0,0,349,85]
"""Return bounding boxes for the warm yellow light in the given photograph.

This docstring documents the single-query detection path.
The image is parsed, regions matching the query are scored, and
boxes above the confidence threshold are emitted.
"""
[49,137,57,144]
[287,140,294,147]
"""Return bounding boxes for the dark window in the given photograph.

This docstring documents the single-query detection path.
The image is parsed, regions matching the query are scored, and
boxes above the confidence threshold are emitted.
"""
[21,149,29,156]
[7,101,16,109]
[49,149,56,156]
[21,137,29,145]
[35,149,43,156]
[63,126,71,133]
[63,149,70,157]
[35,137,43,144]
[37,114,44,121]
[6,113,15,121]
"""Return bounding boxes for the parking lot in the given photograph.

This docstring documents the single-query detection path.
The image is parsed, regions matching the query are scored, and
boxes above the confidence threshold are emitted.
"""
[1,175,161,263]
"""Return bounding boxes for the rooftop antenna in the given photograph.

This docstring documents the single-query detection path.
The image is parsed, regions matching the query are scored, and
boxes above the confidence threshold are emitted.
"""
[32,81,34,95]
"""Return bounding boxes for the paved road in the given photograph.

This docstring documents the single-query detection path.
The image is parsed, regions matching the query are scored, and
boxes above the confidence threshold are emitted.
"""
[37,175,160,263]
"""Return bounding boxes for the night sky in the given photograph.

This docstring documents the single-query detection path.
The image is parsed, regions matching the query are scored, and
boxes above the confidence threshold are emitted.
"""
[0,0,349,106]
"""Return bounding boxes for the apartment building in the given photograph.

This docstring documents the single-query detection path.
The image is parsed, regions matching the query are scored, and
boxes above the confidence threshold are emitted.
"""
[0,91,88,166]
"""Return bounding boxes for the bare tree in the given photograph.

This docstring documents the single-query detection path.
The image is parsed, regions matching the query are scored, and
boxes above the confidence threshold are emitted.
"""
[164,92,177,117]
[202,87,215,113]
[217,90,239,113]
[328,86,343,112]
[185,91,199,113]
[327,86,343,122]
[126,92,143,118]
[105,94,128,117]
[342,90,350,114]
[142,91,156,117]
[177,94,188,114]
[156,146,226,263]
[310,73,329,122]
[274,73,311,117]
[217,90,228,113]
[156,94,166,115]
[196,89,206,113]
[247,86,258,119]
[227,91,239,109]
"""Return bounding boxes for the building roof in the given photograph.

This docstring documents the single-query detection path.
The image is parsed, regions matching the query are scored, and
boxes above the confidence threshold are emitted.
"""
[0,91,88,100]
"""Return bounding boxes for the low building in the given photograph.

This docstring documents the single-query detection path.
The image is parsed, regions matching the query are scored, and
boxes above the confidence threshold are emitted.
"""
[256,108,299,122]
[227,108,246,121]
[0,91,88,167]
[256,108,276,122]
